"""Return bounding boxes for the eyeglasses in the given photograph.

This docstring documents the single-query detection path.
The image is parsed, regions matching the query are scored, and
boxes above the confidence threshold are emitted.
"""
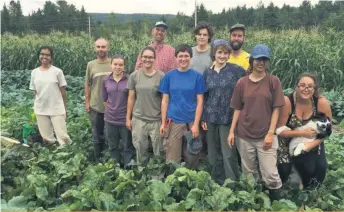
[298,84,315,91]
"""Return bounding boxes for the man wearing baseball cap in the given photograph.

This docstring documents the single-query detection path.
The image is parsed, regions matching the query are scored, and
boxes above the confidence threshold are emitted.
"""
[227,23,250,71]
[134,21,177,73]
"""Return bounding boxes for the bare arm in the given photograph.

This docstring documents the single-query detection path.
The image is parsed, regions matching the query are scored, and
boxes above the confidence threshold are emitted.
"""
[277,96,306,138]
[230,110,241,133]
[161,94,169,125]
[194,94,204,126]
[268,107,280,135]
[126,90,135,121]
[304,97,333,150]
[84,84,91,112]
[60,87,67,111]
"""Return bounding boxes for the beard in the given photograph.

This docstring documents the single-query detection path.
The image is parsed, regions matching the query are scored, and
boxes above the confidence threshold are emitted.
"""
[230,41,243,50]
[97,51,107,58]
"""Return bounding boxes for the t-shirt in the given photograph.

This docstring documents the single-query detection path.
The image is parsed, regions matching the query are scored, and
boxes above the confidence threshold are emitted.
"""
[127,69,165,122]
[85,59,112,113]
[102,73,129,126]
[29,66,67,116]
[158,69,206,123]
[230,74,285,140]
[228,50,250,71]
[203,63,246,124]
[190,46,212,74]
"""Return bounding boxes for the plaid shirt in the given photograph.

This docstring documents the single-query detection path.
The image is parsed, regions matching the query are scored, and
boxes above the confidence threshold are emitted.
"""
[135,42,177,73]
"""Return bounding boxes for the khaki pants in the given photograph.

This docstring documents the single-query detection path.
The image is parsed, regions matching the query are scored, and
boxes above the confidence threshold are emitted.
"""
[36,114,71,145]
[236,136,282,189]
[131,118,163,164]
[163,121,201,168]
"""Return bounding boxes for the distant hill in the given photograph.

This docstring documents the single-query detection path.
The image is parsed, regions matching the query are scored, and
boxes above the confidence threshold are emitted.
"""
[90,13,176,24]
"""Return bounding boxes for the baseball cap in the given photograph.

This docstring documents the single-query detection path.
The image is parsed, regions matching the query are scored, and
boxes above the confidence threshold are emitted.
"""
[183,131,203,155]
[250,44,271,60]
[229,23,246,33]
[154,21,168,30]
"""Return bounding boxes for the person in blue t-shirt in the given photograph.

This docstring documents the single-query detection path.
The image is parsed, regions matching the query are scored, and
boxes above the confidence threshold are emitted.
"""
[158,44,206,166]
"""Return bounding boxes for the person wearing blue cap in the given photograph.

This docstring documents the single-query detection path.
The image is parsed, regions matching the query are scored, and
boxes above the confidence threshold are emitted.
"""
[228,44,285,201]
[202,39,246,184]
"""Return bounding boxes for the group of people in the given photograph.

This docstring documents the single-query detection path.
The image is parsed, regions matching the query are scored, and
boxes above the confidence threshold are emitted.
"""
[29,21,332,201]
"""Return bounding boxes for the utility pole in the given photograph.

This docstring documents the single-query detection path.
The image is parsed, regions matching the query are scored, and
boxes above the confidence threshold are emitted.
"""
[88,16,91,37]
[194,0,197,27]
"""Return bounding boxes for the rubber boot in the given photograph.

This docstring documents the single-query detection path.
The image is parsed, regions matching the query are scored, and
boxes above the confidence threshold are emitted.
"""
[269,188,281,201]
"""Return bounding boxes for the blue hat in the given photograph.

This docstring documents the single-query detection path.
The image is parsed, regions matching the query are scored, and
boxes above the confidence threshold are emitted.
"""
[183,131,203,155]
[250,44,271,59]
[211,39,230,49]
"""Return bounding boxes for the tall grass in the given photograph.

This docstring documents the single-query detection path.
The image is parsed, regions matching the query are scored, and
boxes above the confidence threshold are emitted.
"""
[1,29,343,90]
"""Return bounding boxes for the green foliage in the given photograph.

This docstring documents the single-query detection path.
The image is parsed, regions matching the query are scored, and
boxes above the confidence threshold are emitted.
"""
[2,29,344,91]
[1,70,344,211]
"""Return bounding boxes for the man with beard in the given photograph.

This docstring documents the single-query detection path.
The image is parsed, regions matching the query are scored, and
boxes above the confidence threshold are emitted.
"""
[135,21,177,73]
[85,38,112,162]
[227,24,250,71]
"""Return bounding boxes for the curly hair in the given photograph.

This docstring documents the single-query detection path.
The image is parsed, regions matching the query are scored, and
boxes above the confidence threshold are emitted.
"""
[193,22,214,43]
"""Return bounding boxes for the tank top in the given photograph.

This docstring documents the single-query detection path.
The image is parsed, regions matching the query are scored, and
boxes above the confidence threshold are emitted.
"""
[277,92,320,164]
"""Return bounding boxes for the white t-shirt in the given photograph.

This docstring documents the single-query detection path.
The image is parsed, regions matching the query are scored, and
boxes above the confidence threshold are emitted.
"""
[29,66,67,116]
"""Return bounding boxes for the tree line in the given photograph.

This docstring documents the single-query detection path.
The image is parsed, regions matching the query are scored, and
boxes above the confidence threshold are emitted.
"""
[1,0,344,35]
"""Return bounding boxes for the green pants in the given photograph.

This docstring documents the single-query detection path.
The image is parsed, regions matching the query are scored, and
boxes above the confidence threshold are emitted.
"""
[206,123,240,184]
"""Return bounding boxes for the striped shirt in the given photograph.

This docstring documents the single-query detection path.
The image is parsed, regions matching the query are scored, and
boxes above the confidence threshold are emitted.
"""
[85,59,112,113]
[135,42,177,73]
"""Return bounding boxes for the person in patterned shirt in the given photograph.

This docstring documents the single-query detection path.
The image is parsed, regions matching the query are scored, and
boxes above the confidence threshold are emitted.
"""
[135,21,177,73]
[202,40,246,184]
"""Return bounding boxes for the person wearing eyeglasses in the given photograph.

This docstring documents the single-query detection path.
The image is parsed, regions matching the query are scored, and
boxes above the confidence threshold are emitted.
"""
[276,73,332,189]
[85,38,112,162]
[127,46,165,164]
[228,44,285,201]
[135,21,177,73]
[29,46,71,145]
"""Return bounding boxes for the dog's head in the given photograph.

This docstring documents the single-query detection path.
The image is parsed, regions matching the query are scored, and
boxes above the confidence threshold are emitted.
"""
[313,112,332,138]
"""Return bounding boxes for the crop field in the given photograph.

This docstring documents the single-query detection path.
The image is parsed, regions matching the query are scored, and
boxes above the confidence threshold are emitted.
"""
[1,29,344,210]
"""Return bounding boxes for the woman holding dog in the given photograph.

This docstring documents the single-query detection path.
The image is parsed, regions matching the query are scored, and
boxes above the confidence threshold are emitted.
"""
[228,44,285,201]
[276,73,332,189]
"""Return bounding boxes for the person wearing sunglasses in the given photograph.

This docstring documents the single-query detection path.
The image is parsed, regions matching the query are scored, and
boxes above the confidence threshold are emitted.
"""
[29,46,71,145]
[276,73,332,189]
[228,44,285,201]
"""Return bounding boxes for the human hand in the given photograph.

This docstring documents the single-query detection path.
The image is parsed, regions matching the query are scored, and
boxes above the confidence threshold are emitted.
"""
[191,124,199,138]
[263,133,274,150]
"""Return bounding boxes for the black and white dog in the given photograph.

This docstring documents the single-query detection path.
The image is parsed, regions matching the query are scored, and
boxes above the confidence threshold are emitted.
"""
[289,112,332,156]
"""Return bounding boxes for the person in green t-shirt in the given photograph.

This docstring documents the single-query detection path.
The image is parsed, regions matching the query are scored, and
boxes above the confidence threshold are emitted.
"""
[85,38,112,162]
[127,46,165,164]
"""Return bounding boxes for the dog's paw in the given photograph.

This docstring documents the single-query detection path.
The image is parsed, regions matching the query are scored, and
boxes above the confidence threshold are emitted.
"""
[293,143,306,156]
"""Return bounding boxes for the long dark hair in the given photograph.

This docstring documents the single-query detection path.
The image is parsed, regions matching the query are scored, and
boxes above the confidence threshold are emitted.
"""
[296,72,321,98]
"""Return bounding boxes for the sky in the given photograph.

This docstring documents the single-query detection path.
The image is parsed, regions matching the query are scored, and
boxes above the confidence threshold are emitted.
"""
[8,0,321,16]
